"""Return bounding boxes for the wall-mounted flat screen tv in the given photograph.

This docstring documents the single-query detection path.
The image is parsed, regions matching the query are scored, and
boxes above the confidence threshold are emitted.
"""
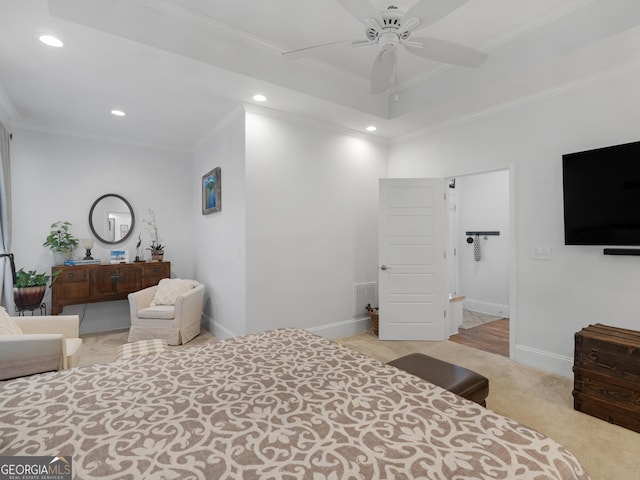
[563,140,640,245]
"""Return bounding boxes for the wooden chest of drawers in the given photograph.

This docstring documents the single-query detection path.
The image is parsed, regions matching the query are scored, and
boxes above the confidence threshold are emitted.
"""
[573,323,640,433]
[51,262,170,314]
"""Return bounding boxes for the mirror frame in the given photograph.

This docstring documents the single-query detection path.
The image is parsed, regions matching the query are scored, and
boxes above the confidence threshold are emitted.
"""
[89,193,135,245]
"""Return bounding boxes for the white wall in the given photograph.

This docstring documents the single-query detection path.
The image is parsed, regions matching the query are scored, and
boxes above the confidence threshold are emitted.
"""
[192,108,247,338]
[9,109,388,340]
[455,171,510,317]
[191,108,388,339]
[244,110,388,338]
[389,67,640,377]
[10,129,193,333]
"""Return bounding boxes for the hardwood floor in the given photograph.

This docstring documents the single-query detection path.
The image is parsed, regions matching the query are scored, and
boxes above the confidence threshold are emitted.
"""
[449,318,509,357]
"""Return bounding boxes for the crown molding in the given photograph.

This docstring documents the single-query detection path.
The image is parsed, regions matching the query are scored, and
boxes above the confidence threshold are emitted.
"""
[393,58,640,144]
[242,103,389,146]
[131,0,368,87]
[11,120,192,154]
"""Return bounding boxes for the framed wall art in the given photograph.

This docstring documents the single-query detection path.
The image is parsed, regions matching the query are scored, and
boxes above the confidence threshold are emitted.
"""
[110,249,128,263]
[202,167,221,215]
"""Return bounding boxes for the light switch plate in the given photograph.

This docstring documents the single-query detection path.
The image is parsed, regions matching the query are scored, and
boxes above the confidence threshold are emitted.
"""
[531,247,552,260]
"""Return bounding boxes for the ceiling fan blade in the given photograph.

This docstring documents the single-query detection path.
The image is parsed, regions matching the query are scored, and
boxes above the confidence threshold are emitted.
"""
[337,0,380,23]
[405,37,488,68]
[352,40,375,48]
[281,39,361,57]
[371,48,396,94]
[403,0,469,32]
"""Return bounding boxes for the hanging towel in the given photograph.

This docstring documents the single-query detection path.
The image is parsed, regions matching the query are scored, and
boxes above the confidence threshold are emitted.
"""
[474,234,481,261]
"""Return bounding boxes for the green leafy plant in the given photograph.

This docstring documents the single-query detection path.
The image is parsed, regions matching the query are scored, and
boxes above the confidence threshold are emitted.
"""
[43,221,79,253]
[14,268,50,287]
[14,268,61,288]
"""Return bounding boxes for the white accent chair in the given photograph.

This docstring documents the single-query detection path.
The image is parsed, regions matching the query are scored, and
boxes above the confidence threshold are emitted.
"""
[128,279,205,345]
[0,314,82,381]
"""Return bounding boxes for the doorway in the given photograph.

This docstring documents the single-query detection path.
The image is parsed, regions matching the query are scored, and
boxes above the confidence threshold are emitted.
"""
[448,170,510,354]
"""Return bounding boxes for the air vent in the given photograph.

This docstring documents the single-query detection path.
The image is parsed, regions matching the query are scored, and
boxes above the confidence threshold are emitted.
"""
[354,282,378,318]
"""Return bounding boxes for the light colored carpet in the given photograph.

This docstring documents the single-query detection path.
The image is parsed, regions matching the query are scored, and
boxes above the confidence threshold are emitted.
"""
[79,328,218,367]
[78,328,638,480]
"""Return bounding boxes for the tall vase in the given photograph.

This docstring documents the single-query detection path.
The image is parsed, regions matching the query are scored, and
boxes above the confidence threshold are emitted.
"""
[53,251,72,266]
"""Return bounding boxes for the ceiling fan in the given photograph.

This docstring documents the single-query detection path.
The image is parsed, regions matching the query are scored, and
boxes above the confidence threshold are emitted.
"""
[282,0,488,94]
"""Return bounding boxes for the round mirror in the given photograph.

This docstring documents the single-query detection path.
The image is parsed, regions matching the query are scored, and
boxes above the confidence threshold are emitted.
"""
[89,194,135,244]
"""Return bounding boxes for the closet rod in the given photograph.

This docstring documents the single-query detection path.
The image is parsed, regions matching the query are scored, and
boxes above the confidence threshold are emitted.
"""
[465,231,500,236]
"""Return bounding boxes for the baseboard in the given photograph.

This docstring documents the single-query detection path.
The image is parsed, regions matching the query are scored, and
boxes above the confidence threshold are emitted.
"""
[512,344,574,378]
[307,316,371,339]
[463,299,509,318]
[201,314,240,340]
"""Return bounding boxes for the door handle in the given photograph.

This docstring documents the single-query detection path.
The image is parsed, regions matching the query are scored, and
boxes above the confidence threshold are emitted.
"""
[380,265,389,270]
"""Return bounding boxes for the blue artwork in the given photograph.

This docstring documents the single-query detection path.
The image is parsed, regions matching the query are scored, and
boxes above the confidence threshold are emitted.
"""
[202,167,221,214]
[205,174,217,209]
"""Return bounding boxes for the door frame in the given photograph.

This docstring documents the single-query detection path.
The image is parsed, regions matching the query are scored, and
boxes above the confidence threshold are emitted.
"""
[446,163,516,359]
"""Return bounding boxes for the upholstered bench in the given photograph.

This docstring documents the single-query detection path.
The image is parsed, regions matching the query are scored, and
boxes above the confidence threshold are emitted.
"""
[115,339,169,360]
[388,353,489,406]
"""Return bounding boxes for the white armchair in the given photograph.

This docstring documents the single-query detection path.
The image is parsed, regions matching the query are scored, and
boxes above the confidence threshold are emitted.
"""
[0,315,82,381]
[128,279,205,345]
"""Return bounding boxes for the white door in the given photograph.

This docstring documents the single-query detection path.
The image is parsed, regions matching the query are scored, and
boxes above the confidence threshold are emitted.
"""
[378,178,448,340]
[447,186,458,296]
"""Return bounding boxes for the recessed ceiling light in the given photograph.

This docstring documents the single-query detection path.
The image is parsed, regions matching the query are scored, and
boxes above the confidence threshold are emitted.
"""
[253,94,267,102]
[366,125,377,132]
[111,110,126,117]
[39,35,63,47]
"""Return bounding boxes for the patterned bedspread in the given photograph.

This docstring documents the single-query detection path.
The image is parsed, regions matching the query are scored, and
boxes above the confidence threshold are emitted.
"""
[0,328,590,479]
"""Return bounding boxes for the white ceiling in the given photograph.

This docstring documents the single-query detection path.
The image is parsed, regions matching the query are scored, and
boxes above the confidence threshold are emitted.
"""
[2,0,640,151]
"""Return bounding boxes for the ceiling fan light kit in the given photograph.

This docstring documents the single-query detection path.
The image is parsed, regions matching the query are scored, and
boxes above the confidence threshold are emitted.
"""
[282,0,488,94]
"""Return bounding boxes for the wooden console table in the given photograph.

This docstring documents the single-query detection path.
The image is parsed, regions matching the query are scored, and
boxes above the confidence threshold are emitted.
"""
[51,262,170,314]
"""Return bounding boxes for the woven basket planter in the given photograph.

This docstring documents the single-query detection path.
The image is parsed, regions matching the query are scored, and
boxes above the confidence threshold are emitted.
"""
[367,305,379,336]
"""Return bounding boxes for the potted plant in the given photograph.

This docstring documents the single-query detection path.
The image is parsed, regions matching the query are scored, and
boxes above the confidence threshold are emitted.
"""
[43,221,79,265]
[143,209,165,261]
[13,268,51,310]
[148,242,165,261]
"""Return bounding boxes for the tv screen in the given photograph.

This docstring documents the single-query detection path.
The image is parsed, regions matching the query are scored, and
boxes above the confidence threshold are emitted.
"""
[563,140,640,246]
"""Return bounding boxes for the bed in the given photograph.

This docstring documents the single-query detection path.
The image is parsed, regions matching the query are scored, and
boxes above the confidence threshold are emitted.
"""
[0,328,590,479]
